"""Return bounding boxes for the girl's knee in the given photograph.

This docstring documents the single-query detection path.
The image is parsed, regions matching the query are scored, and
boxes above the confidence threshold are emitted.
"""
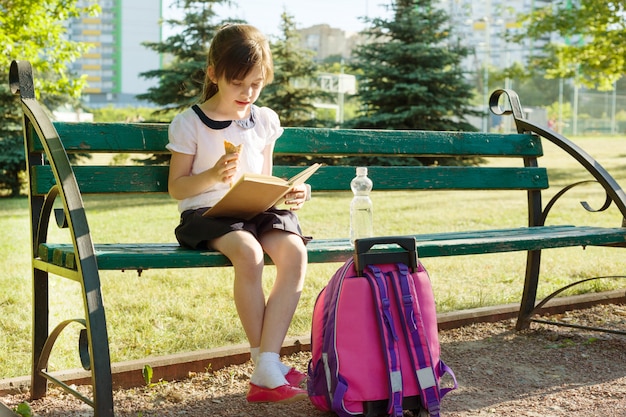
[265,232,306,255]
[289,237,308,260]
[216,231,264,266]
[272,241,308,278]
[231,240,265,286]
[233,240,264,267]
[277,239,307,265]
[239,235,263,254]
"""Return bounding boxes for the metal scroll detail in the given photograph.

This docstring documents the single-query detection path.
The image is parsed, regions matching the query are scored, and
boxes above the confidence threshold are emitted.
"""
[490,88,626,224]
[9,60,35,99]
[540,180,613,226]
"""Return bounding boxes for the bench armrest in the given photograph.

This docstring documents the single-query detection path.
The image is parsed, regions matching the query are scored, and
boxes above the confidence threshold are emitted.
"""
[491,89,626,225]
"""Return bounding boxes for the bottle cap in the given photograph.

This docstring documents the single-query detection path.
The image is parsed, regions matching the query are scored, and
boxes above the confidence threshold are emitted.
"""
[356,167,367,176]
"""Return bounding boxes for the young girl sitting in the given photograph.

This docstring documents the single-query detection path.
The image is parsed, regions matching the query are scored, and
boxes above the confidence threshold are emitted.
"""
[166,24,310,404]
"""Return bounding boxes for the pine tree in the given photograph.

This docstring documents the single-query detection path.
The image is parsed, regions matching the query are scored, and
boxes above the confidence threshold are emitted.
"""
[350,0,477,131]
[138,0,240,112]
[257,11,327,127]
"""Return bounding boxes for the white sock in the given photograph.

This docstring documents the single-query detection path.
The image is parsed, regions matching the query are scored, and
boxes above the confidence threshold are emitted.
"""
[250,347,291,376]
[250,352,288,389]
[277,360,292,376]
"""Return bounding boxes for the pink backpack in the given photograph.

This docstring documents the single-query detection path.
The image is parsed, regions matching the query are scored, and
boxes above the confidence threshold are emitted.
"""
[307,237,457,417]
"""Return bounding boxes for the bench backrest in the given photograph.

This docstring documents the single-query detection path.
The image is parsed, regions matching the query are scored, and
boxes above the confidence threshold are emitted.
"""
[28,122,548,196]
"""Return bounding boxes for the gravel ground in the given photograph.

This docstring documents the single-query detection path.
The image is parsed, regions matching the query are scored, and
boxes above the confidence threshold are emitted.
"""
[3,304,626,416]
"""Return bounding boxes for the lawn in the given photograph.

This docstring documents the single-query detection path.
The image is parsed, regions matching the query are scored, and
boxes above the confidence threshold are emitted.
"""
[0,136,625,379]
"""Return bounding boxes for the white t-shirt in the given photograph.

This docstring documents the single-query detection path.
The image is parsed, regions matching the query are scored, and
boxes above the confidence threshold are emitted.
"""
[167,104,284,213]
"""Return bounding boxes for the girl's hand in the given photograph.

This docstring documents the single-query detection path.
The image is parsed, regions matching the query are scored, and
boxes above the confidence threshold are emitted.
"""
[214,152,240,184]
[284,183,310,211]
[168,150,240,200]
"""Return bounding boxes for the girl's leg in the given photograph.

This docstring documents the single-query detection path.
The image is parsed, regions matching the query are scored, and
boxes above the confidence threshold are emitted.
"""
[210,230,265,348]
[257,230,307,354]
[246,230,307,397]
[213,230,307,401]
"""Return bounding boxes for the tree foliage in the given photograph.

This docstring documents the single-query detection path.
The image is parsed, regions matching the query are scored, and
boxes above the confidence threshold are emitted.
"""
[256,11,328,127]
[349,0,478,132]
[1,0,98,98]
[138,0,240,112]
[0,0,98,196]
[516,0,626,90]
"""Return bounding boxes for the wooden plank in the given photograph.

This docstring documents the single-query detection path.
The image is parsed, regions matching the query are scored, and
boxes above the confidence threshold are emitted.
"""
[47,123,543,158]
[37,243,54,263]
[31,165,548,195]
[277,128,544,157]
[50,122,170,153]
[298,166,548,191]
[38,226,626,271]
[32,165,170,194]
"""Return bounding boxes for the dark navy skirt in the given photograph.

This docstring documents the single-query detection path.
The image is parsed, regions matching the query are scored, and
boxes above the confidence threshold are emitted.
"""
[175,207,312,250]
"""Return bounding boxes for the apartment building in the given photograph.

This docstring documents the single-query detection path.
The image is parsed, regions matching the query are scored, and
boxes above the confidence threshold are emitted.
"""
[300,0,554,68]
[298,24,369,62]
[444,0,554,70]
[67,0,162,108]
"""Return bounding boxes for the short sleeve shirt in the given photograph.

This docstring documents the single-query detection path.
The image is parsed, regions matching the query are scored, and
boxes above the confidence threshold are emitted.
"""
[167,105,284,212]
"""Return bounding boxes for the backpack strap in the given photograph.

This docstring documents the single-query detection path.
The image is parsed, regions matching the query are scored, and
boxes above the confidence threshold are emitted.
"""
[321,259,354,415]
[365,265,404,417]
[388,263,455,417]
[439,361,457,398]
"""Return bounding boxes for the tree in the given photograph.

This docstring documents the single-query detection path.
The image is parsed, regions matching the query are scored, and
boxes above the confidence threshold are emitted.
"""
[0,0,97,196]
[349,0,478,132]
[138,0,240,112]
[516,0,625,91]
[257,11,328,127]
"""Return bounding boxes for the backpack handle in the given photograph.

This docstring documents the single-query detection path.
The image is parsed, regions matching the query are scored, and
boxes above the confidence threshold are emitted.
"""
[354,236,418,275]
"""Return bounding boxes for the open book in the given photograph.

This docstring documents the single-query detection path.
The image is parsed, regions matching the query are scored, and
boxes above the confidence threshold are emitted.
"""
[202,163,322,220]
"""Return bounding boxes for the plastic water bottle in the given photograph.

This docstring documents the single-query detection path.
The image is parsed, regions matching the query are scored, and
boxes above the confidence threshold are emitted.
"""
[350,167,373,244]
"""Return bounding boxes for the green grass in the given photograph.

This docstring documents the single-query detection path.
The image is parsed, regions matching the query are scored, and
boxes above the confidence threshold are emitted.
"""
[1,136,625,379]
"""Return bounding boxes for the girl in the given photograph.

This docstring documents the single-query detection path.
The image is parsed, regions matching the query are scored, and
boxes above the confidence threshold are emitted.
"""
[167,24,310,403]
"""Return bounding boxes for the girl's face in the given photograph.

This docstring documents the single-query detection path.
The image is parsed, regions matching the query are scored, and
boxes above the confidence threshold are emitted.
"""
[211,65,265,120]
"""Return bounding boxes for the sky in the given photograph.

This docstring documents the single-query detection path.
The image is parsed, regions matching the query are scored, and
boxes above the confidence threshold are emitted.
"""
[163,0,392,38]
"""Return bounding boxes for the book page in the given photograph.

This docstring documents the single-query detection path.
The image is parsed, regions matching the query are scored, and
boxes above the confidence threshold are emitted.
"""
[288,163,322,186]
[238,172,288,186]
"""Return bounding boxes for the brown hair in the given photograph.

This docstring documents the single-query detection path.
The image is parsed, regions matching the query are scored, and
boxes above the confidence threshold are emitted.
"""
[201,24,274,102]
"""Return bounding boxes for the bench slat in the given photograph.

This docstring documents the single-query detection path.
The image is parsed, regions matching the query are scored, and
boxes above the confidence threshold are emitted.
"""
[49,123,543,157]
[39,225,626,271]
[49,122,171,153]
[32,165,170,194]
[277,128,544,157]
[31,165,548,194]
[304,166,549,191]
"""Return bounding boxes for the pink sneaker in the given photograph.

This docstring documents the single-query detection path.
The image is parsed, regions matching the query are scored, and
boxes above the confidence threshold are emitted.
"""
[246,383,308,403]
[285,367,307,387]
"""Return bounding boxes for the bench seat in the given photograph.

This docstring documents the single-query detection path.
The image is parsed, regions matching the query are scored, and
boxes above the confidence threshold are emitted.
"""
[39,225,626,271]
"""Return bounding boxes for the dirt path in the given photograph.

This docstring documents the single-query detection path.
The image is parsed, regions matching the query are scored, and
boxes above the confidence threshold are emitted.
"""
[3,304,626,416]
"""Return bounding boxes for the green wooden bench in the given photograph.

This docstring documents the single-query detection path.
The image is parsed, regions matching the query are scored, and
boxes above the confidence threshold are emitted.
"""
[10,60,626,416]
